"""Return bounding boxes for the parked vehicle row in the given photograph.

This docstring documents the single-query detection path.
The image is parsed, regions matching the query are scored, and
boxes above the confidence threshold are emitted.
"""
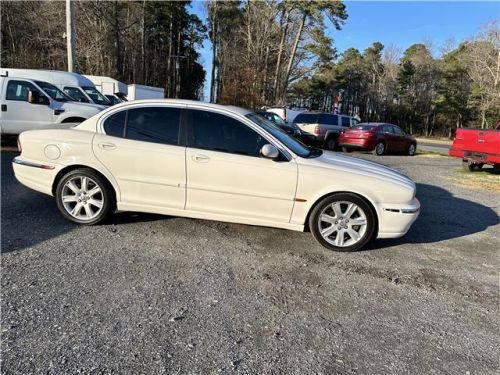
[0,68,166,135]
[13,99,420,252]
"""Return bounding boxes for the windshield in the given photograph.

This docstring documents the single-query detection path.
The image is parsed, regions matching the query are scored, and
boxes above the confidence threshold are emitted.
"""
[34,81,73,102]
[82,86,111,106]
[246,113,321,158]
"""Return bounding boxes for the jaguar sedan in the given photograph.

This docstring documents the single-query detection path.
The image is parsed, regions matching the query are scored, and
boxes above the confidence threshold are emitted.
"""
[13,100,420,252]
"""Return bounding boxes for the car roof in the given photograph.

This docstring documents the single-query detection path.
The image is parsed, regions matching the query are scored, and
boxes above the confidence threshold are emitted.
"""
[100,99,253,116]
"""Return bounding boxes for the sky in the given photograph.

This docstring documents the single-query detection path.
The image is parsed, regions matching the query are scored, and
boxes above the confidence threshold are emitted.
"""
[189,1,499,102]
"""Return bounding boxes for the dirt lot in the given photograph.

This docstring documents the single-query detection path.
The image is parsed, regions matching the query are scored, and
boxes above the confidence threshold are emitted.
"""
[1,150,499,374]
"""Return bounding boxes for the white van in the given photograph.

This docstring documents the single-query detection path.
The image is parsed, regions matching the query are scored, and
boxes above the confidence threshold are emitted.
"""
[1,69,111,106]
[0,74,104,135]
[84,75,128,105]
[127,84,164,100]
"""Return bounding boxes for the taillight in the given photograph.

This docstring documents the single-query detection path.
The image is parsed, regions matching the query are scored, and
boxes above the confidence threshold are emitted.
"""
[314,125,320,135]
[17,138,22,152]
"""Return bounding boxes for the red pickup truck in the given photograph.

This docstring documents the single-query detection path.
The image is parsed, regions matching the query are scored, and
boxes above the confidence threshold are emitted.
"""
[449,123,500,171]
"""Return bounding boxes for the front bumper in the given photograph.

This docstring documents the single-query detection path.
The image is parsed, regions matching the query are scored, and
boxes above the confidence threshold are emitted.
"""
[377,198,420,239]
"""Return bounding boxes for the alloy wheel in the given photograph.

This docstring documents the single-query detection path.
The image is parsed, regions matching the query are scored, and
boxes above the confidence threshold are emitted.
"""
[317,201,368,247]
[61,176,104,221]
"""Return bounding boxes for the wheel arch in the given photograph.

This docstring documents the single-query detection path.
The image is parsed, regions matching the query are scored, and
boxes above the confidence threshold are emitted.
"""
[52,164,119,201]
[304,190,379,235]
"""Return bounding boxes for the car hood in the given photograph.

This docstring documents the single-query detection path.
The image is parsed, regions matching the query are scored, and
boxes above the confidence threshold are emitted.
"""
[299,151,416,190]
[54,101,106,113]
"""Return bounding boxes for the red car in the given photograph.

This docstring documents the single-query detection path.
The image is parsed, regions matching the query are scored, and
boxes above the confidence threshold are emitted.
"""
[339,123,417,156]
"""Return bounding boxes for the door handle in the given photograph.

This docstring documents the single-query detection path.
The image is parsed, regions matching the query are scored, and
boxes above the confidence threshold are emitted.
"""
[98,142,117,150]
[192,154,210,163]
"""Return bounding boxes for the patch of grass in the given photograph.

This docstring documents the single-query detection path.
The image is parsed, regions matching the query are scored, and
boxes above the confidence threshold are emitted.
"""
[415,137,452,145]
[416,148,448,157]
[447,167,500,193]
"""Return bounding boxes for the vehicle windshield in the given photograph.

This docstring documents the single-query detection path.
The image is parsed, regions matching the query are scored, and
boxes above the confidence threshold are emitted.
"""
[82,86,111,106]
[353,124,378,131]
[34,81,73,102]
[246,113,321,158]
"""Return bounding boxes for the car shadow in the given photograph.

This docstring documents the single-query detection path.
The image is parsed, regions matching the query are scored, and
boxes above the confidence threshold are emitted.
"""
[365,183,499,250]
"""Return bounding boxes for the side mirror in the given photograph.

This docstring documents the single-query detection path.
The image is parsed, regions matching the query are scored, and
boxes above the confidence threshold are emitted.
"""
[28,90,39,104]
[28,90,49,105]
[261,144,279,159]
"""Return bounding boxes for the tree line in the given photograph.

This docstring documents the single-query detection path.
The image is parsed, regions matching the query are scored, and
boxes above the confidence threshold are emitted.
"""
[289,22,499,135]
[2,1,498,135]
[1,0,206,99]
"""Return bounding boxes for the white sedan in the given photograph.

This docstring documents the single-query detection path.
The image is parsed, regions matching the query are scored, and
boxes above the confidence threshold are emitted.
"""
[13,100,420,252]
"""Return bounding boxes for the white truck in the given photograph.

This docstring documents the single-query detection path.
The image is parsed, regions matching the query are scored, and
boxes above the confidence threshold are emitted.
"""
[127,84,164,100]
[0,73,105,135]
[1,69,111,107]
[84,75,128,105]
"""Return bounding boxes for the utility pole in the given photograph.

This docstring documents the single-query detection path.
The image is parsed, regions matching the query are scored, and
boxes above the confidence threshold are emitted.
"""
[66,0,76,72]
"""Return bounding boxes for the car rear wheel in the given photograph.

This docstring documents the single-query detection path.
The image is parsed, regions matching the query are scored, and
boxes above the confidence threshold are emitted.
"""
[374,142,385,156]
[408,143,416,156]
[326,137,337,150]
[56,168,115,225]
[462,159,483,172]
[309,193,376,252]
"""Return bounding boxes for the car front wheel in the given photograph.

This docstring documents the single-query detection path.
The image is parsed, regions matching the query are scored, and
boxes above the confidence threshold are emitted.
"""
[408,143,416,156]
[309,193,376,252]
[56,168,115,225]
[374,141,385,155]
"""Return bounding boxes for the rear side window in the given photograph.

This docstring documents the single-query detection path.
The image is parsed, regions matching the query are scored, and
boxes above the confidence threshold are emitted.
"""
[294,113,318,124]
[126,107,181,145]
[103,111,126,138]
[189,110,266,157]
[319,114,338,125]
[5,80,39,101]
[341,116,351,127]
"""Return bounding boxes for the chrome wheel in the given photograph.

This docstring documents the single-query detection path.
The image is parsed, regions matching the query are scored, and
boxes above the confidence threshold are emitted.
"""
[61,176,104,221]
[317,201,368,248]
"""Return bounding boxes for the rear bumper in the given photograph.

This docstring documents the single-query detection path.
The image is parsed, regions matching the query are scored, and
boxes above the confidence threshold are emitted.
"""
[12,157,59,196]
[339,138,376,150]
[376,198,420,239]
[449,147,500,164]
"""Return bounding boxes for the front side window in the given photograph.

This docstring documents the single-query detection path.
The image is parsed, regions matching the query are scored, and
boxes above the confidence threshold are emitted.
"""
[5,80,40,101]
[82,86,111,106]
[393,126,405,136]
[319,114,338,126]
[35,81,72,102]
[64,87,89,103]
[189,110,267,157]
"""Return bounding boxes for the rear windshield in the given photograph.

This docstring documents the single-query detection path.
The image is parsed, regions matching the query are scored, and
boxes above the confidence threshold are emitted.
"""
[294,113,318,124]
[353,124,378,131]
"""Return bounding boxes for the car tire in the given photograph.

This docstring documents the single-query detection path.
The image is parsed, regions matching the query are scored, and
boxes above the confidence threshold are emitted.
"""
[462,159,483,172]
[374,141,385,156]
[326,137,337,150]
[309,193,377,252]
[55,168,115,225]
[408,143,416,156]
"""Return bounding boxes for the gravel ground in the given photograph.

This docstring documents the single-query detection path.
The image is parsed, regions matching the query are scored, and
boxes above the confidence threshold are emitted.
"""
[1,150,499,374]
